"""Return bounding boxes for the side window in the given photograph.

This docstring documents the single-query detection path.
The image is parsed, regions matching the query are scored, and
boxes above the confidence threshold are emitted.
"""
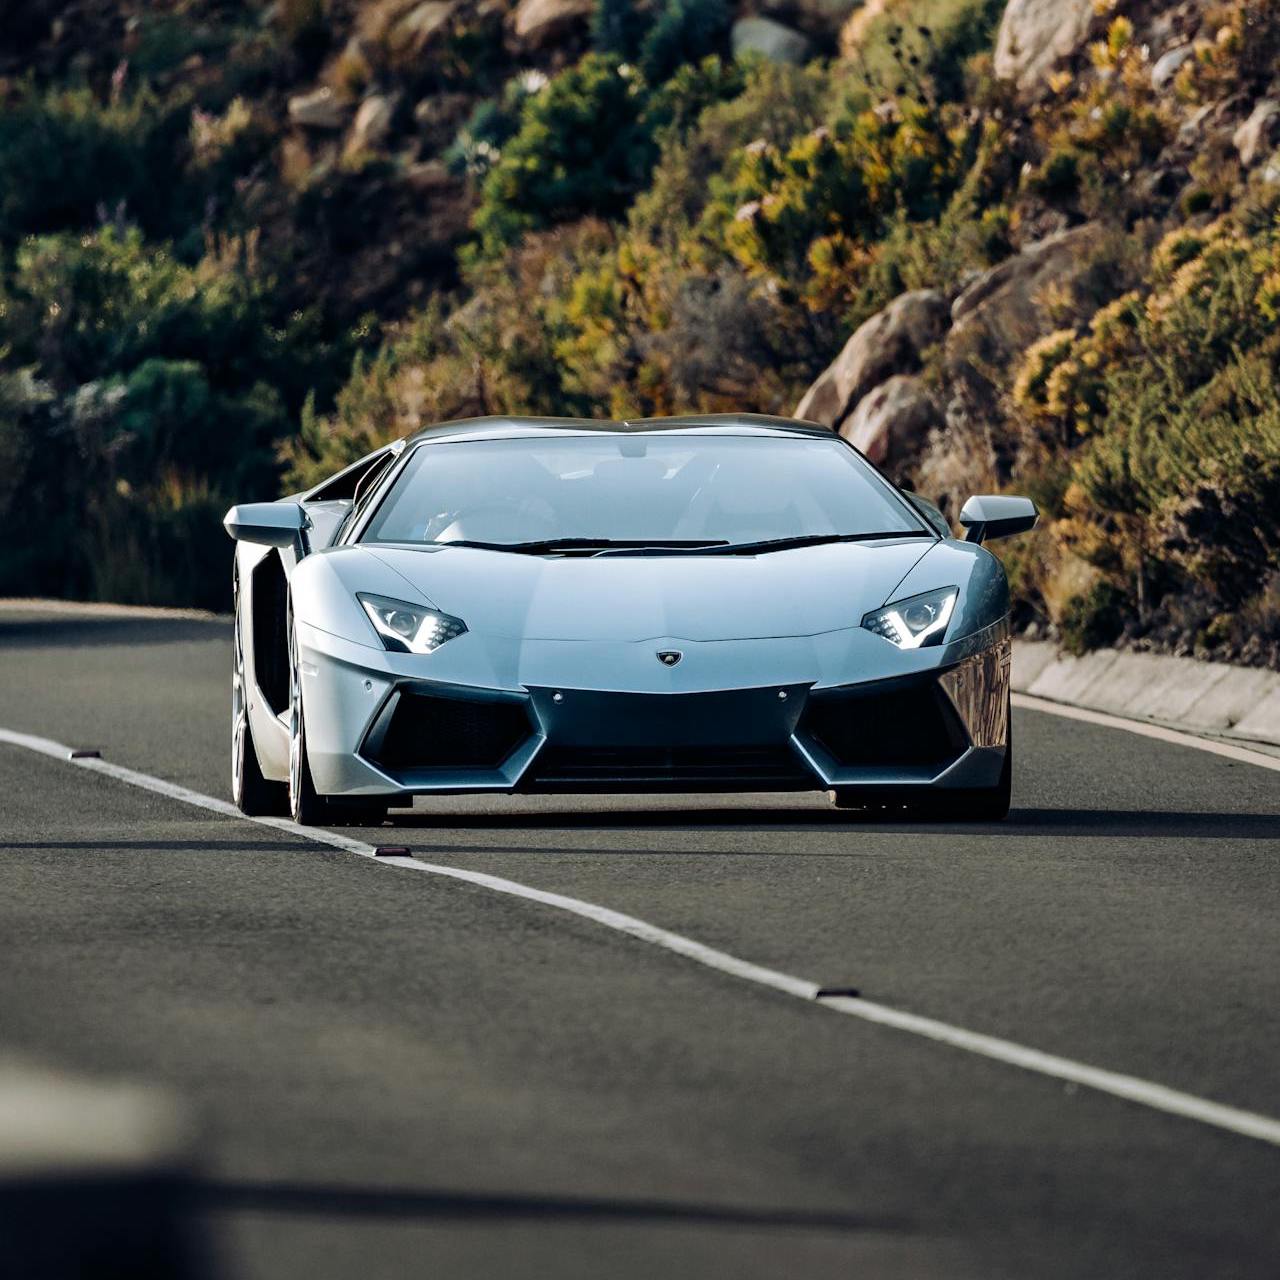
[335,451,398,542]
[905,491,951,539]
[352,453,395,512]
[303,446,395,503]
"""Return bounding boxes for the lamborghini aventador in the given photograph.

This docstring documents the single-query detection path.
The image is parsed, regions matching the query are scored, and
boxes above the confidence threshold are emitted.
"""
[223,414,1036,825]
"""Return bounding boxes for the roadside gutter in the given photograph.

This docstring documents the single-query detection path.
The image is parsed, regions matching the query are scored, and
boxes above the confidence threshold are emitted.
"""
[1013,641,1280,752]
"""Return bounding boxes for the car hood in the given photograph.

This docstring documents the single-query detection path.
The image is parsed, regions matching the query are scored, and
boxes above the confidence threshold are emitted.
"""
[359,540,935,642]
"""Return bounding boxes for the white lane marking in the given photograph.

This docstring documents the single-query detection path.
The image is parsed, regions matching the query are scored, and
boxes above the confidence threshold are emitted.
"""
[4,725,1280,1148]
[1012,693,1280,773]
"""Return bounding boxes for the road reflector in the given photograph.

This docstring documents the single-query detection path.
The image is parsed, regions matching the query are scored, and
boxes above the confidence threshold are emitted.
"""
[815,987,861,999]
[373,845,411,858]
[68,749,102,760]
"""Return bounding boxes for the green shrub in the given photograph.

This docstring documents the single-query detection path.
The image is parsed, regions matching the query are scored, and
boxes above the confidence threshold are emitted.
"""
[628,60,827,242]
[472,56,654,254]
[1059,579,1126,655]
[705,100,970,306]
[0,228,348,606]
[839,0,1006,106]
[471,53,746,254]
[639,0,730,86]
[642,54,747,145]
[1037,217,1280,616]
[0,83,191,244]
[444,78,535,177]
[593,0,652,60]
[1024,17,1171,216]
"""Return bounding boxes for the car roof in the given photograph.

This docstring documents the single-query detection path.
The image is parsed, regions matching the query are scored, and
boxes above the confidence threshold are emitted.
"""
[405,413,832,445]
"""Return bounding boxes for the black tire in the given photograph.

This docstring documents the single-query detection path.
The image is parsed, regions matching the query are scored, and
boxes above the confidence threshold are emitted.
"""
[288,605,340,827]
[287,604,392,828]
[232,566,287,817]
[288,697,333,827]
[918,701,1013,822]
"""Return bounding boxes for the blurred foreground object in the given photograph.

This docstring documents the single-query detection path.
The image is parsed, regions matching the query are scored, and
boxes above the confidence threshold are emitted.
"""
[0,1060,213,1279]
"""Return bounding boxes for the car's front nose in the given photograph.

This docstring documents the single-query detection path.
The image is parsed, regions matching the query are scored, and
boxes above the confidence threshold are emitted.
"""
[294,616,1010,800]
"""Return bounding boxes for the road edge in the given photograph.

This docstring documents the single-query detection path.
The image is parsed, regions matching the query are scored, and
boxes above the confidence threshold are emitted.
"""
[1012,641,1280,753]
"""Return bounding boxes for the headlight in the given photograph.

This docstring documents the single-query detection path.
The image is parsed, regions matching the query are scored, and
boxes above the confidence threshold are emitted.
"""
[862,587,958,650]
[358,593,467,654]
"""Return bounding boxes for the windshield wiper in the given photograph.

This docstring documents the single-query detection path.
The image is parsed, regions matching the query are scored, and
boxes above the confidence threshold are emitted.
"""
[423,532,929,557]
[604,531,935,557]
[428,537,729,555]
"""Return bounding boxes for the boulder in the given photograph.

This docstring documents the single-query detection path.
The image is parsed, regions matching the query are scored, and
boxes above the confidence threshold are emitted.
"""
[1234,100,1280,167]
[840,375,941,469]
[794,289,950,430]
[510,0,593,45]
[1151,42,1193,92]
[993,0,1096,94]
[412,91,473,147]
[288,86,346,130]
[405,159,455,193]
[389,0,455,55]
[731,17,812,65]
[948,223,1105,364]
[346,94,395,155]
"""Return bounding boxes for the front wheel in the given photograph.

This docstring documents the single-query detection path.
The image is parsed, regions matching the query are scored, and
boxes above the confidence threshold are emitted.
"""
[287,605,389,828]
[833,715,1012,823]
[288,606,338,827]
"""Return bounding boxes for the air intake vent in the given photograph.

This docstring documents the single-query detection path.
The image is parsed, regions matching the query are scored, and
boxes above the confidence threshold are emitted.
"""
[364,691,534,772]
[527,746,813,792]
[800,682,967,769]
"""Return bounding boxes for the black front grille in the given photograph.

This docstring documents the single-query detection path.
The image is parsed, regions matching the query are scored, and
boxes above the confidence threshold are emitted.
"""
[527,745,813,792]
[365,691,533,772]
[800,681,966,769]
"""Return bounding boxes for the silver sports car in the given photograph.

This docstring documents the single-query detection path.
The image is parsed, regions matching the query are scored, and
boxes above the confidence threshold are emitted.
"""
[224,414,1036,825]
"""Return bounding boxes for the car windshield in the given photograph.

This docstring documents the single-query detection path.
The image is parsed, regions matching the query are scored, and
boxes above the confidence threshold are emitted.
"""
[360,434,927,550]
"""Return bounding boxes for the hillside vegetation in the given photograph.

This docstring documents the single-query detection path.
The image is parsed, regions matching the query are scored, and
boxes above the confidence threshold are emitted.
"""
[0,0,1277,666]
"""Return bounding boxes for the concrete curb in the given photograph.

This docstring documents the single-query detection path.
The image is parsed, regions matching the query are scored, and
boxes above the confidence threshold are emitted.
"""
[1012,642,1280,750]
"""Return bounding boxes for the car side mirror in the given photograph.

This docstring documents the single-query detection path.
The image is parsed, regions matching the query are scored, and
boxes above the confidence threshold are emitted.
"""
[223,502,310,548]
[959,495,1037,544]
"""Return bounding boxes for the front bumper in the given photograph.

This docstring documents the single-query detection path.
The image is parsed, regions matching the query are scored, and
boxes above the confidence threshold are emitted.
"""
[294,619,1011,799]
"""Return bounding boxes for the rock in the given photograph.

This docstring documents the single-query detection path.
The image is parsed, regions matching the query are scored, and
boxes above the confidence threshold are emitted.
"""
[346,94,395,154]
[949,223,1105,365]
[730,17,813,65]
[412,91,473,146]
[389,0,455,55]
[794,290,950,430]
[994,0,1096,94]
[1178,99,1218,146]
[288,86,346,130]
[1151,43,1193,92]
[405,159,455,192]
[510,0,593,45]
[840,375,941,469]
[1133,166,1184,207]
[1234,100,1280,167]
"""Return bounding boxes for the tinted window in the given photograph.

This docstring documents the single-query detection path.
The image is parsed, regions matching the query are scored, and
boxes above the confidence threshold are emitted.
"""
[362,435,923,546]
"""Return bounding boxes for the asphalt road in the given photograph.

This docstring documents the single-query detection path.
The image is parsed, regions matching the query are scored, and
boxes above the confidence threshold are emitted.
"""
[1,604,1278,1279]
